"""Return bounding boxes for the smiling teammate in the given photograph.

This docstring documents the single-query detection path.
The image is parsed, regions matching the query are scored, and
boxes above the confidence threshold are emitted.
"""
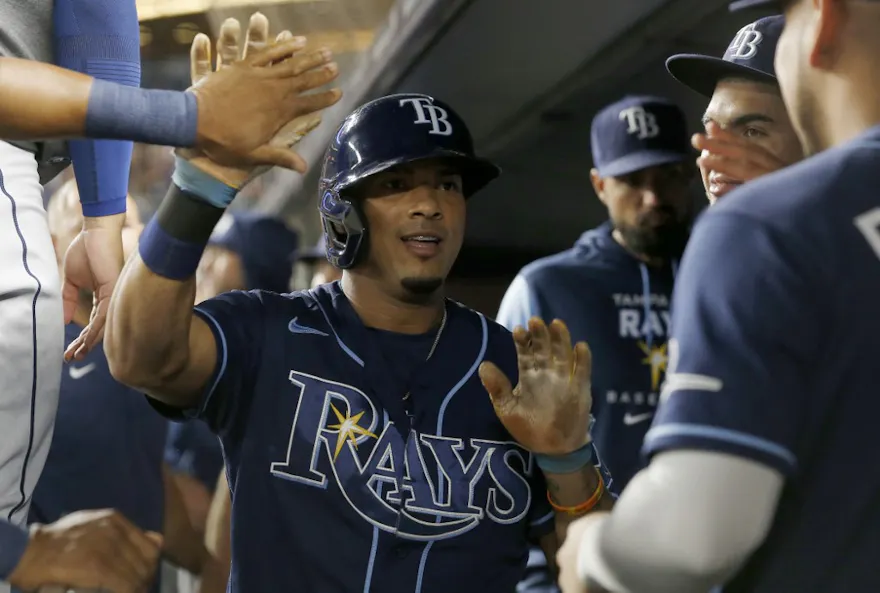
[666,15,802,204]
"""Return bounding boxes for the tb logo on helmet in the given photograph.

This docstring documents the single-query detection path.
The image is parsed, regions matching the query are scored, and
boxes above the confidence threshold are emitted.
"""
[400,96,454,136]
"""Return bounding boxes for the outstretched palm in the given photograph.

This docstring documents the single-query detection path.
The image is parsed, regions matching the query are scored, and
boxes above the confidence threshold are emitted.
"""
[181,13,326,187]
[479,318,593,455]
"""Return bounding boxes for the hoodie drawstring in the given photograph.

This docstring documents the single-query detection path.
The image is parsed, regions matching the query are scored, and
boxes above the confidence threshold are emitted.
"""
[638,263,654,349]
[638,259,680,350]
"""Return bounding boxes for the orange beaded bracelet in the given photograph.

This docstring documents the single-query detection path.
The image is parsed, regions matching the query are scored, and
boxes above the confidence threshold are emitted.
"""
[546,467,605,516]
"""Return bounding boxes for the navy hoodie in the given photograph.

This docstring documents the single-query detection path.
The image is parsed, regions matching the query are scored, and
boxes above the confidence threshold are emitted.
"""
[497,222,679,492]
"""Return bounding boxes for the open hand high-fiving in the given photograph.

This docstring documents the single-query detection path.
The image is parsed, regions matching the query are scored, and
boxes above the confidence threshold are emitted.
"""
[187,13,342,175]
[63,12,338,362]
[479,318,593,455]
[181,12,339,187]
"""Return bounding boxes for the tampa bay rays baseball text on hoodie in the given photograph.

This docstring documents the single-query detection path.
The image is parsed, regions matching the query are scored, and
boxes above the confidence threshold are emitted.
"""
[497,221,678,491]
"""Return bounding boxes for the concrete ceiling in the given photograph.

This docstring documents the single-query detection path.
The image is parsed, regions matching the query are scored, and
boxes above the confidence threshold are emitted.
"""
[268,0,774,252]
[393,0,767,252]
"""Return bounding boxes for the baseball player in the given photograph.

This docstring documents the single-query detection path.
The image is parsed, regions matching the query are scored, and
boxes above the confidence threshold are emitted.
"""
[498,95,694,593]
[104,29,610,591]
[666,15,802,203]
[556,0,880,591]
[34,178,226,593]
[0,15,341,593]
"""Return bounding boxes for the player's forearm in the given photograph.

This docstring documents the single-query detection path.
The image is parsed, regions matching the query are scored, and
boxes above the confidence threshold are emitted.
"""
[161,464,210,575]
[55,0,141,217]
[105,183,217,386]
[204,473,232,580]
[0,58,91,139]
[0,58,197,147]
[546,465,612,544]
[105,253,198,385]
[577,451,781,593]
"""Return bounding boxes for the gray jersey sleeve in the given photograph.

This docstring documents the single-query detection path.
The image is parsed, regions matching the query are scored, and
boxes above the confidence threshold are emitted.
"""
[577,450,784,593]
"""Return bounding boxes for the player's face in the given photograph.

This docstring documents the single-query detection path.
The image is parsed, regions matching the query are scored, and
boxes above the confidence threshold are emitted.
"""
[775,0,823,156]
[592,162,694,261]
[196,246,246,302]
[354,159,466,298]
[701,79,802,201]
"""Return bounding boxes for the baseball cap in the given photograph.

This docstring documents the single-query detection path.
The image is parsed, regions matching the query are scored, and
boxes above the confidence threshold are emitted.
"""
[590,95,691,178]
[666,16,783,98]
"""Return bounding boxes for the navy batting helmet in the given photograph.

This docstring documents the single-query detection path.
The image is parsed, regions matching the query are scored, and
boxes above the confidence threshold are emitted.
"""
[318,93,500,269]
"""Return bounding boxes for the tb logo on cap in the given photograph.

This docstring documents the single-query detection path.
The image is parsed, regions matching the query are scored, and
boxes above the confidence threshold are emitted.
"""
[728,24,763,59]
[400,96,453,136]
[619,106,659,140]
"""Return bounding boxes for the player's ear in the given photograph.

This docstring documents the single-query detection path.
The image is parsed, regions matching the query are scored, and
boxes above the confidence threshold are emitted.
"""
[809,0,845,70]
[590,168,608,205]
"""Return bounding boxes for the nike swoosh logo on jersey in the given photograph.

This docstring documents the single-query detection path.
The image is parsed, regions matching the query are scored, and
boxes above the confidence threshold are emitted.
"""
[288,317,329,337]
[622,412,654,426]
[68,362,97,380]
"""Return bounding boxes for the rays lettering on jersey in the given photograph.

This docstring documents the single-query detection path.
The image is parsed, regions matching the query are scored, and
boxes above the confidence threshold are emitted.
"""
[269,371,533,541]
[612,293,671,339]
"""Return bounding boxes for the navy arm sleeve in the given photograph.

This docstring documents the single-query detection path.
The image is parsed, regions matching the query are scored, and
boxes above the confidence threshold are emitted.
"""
[0,520,28,580]
[189,290,266,438]
[643,211,821,476]
[53,0,141,217]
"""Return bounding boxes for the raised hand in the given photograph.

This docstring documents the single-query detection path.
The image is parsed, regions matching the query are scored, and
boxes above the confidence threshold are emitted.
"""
[479,318,593,455]
[187,12,340,175]
[693,121,790,198]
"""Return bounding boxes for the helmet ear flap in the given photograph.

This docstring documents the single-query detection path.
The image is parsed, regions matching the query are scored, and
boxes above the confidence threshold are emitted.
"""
[319,187,368,270]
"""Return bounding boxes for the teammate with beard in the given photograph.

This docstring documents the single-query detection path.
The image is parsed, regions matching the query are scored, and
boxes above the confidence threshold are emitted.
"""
[497,95,694,593]
[556,0,880,591]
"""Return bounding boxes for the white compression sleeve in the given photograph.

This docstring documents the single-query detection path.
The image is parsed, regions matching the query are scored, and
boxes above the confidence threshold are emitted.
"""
[578,450,785,593]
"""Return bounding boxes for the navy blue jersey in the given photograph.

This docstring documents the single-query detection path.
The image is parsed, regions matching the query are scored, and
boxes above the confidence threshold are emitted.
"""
[643,125,880,592]
[499,222,677,491]
[158,281,554,593]
[31,323,167,533]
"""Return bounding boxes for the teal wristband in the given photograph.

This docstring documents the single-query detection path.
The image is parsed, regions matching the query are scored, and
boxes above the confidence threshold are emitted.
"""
[535,442,596,474]
[171,156,238,208]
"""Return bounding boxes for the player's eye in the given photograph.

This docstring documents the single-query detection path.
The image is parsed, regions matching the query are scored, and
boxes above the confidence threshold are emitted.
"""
[743,127,767,139]
[439,178,462,192]
[619,171,644,187]
[383,178,408,191]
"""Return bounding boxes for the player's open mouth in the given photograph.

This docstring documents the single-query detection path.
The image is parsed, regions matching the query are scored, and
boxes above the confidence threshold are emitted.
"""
[708,175,742,200]
[402,234,443,258]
